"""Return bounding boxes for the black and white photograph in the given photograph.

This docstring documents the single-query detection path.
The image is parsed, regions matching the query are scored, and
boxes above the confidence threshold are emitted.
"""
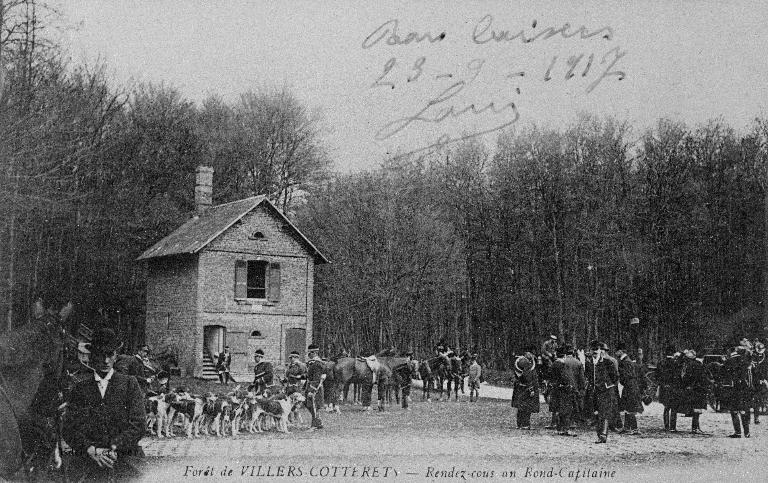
[1,1,768,481]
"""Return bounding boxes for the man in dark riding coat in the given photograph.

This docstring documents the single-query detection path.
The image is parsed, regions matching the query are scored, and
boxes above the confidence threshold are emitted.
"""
[615,342,643,435]
[679,348,710,435]
[752,342,767,425]
[656,345,681,431]
[252,349,274,395]
[549,345,584,436]
[584,340,618,444]
[511,351,539,430]
[725,346,754,438]
[305,344,325,431]
[63,328,145,481]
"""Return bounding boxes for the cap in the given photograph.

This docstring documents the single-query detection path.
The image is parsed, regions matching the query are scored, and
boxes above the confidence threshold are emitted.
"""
[550,334,558,340]
[307,344,319,352]
[289,351,300,357]
[254,349,265,356]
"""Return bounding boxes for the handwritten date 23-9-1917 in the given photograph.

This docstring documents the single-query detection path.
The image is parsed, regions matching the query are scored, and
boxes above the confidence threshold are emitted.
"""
[363,16,626,156]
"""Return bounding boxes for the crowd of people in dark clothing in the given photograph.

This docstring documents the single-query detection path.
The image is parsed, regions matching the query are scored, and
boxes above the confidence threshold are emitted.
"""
[510,336,768,443]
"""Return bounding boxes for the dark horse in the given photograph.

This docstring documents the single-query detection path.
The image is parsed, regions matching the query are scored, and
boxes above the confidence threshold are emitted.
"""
[418,354,450,401]
[0,299,71,479]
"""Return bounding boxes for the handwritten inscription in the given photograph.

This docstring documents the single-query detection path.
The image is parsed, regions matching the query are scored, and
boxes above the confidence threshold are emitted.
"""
[472,14,614,44]
[363,19,446,49]
[363,15,627,158]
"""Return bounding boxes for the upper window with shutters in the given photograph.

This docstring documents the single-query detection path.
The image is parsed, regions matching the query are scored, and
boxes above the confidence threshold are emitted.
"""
[234,259,281,303]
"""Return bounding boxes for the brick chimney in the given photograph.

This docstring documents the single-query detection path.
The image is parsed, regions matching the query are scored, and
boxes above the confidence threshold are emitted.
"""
[195,166,214,215]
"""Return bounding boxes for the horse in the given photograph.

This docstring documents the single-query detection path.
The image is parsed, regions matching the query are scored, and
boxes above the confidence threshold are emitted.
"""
[334,356,392,410]
[418,354,450,402]
[380,356,419,409]
[445,354,467,401]
[0,298,72,480]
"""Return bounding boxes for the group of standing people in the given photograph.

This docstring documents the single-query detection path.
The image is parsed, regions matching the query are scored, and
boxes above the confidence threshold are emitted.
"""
[657,339,767,438]
[512,335,768,442]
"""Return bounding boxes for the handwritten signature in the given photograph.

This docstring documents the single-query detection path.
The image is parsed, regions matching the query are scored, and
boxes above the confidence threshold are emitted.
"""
[472,14,613,45]
[363,19,446,49]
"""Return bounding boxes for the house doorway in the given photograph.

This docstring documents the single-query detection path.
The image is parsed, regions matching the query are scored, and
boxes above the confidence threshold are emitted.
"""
[203,325,226,358]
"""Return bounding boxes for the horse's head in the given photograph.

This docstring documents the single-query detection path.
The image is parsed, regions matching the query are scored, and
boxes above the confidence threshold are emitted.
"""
[30,298,73,382]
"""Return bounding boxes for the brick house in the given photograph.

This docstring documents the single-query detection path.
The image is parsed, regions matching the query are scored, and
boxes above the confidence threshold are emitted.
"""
[137,166,328,379]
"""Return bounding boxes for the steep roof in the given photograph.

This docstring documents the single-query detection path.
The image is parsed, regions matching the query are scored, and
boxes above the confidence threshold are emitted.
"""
[136,196,329,263]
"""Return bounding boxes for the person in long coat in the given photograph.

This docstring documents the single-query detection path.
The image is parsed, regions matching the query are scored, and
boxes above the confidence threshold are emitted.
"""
[656,345,681,431]
[678,349,710,435]
[511,353,539,430]
[615,343,643,435]
[725,346,754,438]
[549,345,584,436]
[751,342,767,425]
[63,328,145,481]
[585,340,618,443]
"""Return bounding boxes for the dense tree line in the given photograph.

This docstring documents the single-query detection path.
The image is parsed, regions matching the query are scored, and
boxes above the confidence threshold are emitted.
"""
[2,2,766,368]
[299,117,768,367]
[0,1,329,339]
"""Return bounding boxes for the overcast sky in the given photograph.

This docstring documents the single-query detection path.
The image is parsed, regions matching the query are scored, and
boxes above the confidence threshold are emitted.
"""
[55,0,768,171]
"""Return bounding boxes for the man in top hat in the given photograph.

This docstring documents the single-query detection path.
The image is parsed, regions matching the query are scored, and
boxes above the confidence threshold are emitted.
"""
[285,350,307,393]
[305,344,325,431]
[584,340,618,443]
[679,348,710,435]
[252,349,274,395]
[615,342,643,435]
[63,327,145,481]
[215,346,232,385]
[752,341,767,424]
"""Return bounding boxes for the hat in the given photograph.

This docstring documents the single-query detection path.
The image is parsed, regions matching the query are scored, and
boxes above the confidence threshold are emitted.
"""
[589,340,601,350]
[514,355,532,374]
[307,344,319,352]
[254,349,265,356]
[601,342,610,351]
[77,341,91,354]
[550,334,558,340]
[289,351,300,357]
[87,327,122,355]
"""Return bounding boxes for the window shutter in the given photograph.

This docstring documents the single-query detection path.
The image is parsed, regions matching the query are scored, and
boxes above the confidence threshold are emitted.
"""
[268,262,281,302]
[234,260,247,299]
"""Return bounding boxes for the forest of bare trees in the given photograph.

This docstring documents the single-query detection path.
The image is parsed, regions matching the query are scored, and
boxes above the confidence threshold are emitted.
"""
[2,1,767,368]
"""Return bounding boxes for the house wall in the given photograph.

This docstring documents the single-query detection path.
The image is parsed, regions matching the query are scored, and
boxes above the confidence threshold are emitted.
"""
[198,206,316,374]
[144,255,200,376]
